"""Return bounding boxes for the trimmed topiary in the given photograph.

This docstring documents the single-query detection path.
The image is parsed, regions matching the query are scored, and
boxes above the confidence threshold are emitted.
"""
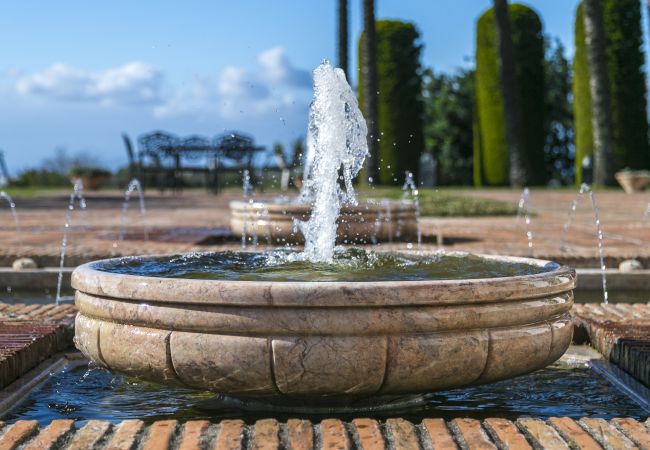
[473,105,483,186]
[603,0,650,172]
[572,2,593,185]
[475,3,546,186]
[358,20,424,184]
[573,0,650,183]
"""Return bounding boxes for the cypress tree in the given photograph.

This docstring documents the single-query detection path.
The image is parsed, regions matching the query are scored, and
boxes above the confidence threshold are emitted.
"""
[359,20,424,184]
[584,0,615,186]
[475,4,546,186]
[603,0,649,171]
[573,3,593,184]
[473,104,483,186]
[493,0,528,187]
[360,0,379,185]
[573,0,650,183]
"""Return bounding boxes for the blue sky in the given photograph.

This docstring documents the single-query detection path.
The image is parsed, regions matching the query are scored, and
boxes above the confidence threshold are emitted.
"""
[0,0,642,173]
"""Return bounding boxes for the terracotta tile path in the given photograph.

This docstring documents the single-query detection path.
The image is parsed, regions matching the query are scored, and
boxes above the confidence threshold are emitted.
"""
[1,417,650,449]
[1,188,650,267]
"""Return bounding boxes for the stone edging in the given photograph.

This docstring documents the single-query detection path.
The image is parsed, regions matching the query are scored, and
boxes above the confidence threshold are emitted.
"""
[0,320,74,390]
[0,268,73,290]
[576,268,650,290]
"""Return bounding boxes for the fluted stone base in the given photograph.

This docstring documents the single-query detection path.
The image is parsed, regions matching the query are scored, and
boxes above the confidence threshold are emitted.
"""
[72,253,575,397]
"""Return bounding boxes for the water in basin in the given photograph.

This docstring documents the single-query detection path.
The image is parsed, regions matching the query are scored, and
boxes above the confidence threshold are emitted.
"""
[96,249,556,282]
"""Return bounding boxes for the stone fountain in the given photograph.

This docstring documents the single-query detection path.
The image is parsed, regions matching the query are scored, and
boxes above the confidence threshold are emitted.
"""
[73,255,573,397]
[73,61,574,402]
[230,199,418,245]
[229,67,418,245]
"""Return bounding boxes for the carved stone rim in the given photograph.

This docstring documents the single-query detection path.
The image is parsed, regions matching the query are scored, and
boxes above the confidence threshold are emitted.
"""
[71,251,575,307]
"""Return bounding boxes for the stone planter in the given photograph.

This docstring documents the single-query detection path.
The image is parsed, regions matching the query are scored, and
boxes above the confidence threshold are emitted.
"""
[72,253,574,398]
[69,174,109,191]
[615,171,650,194]
[229,199,418,244]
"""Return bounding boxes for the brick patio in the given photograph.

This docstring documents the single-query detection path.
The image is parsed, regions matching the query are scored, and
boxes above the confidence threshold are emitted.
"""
[0,303,76,325]
[575,303,650,388]
[0,303,75,389]
[1,416,650,449]
[2,189,650,449]
[0,322,72,389]
[2,188,650,268]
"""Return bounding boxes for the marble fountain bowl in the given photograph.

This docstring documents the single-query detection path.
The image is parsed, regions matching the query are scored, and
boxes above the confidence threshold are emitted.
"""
[229,199,418,243]
[72,253,575,399]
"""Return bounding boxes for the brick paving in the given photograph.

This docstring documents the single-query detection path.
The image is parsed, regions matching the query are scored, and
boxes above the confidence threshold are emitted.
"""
[0,191,242,268]
[425,189,650,268]
[0,321,73,389]
[0,302,76,389]
[575,302,650,387]
[0,417,649,449]
[1,189,650,268]
[0,303,76,325]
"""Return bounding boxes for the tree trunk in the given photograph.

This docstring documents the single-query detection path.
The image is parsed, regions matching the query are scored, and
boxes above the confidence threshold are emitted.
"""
[362,0,379,185]
[493,0,528,187]
[646,0,650,37]
[583,0,615,185]
[337,0,349,78]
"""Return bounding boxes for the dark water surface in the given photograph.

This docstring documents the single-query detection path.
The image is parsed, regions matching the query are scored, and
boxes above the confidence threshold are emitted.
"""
[97,249,555,282]
[4,363,646,424]
[574,289,650,304]
[0,289,65,305]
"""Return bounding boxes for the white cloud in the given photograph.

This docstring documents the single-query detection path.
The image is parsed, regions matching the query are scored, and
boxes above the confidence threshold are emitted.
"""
[257,47,311,88]
[15,61,163,106]
[154,46,312,120]
[0,49,314,173]
[218,66,269,99]
[8,47,312,122]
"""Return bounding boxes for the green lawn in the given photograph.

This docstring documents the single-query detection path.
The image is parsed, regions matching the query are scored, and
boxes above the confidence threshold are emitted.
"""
[360,187,519,217]
[0,186,70,198]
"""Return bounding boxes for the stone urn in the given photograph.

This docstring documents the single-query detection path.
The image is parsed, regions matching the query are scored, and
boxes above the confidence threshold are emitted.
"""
[615,170,650,194]
[229,199,418,244]
[73,253,574,398]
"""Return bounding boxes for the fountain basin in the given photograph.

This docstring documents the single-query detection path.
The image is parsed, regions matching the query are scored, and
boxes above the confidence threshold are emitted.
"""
[72,252,574,398]
[229,199,418,243]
